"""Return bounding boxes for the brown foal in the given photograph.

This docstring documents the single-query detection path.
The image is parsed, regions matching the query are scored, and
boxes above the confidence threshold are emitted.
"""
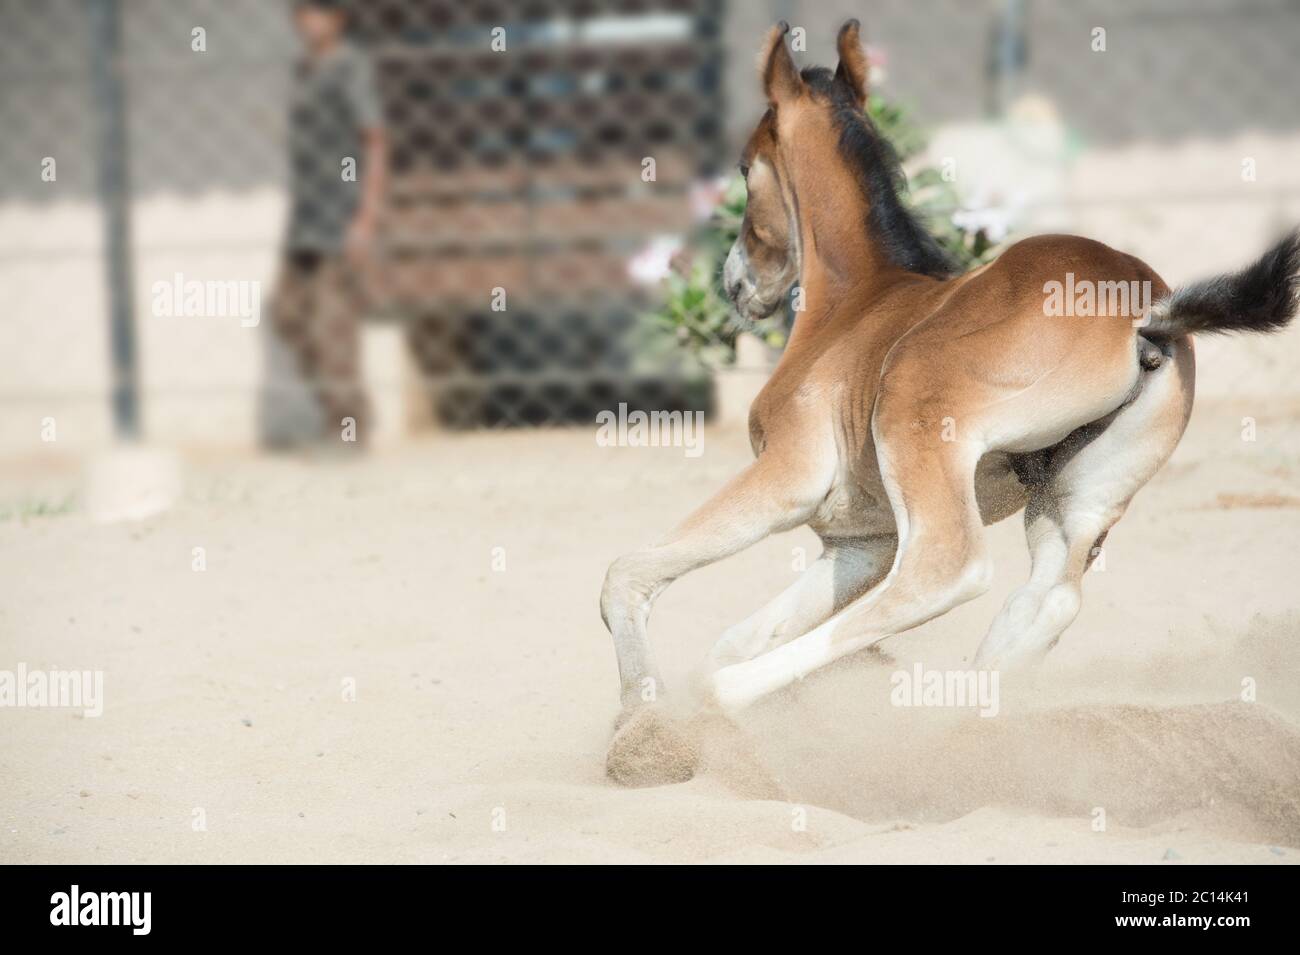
[600,20,1300,782]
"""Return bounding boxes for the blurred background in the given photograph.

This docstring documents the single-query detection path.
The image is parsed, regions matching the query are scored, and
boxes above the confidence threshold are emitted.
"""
[2,0,1299,460]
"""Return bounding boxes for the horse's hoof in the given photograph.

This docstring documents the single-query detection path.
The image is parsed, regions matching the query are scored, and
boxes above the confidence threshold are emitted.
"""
[605,706,700,787]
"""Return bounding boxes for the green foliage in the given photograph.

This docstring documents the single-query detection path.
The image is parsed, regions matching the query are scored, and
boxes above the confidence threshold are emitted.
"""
[647,93,1008,369]
[639,253,739,371]
[908,166,999,268]
[0,493,76,523]
[866,93,927,163]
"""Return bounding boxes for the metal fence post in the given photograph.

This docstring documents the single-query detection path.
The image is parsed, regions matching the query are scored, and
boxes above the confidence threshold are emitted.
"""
[89,0,139,440]
[989,0,1028,118]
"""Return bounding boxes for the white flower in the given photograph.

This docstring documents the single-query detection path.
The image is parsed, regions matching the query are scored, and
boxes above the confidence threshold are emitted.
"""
[628,235,684,285]
[951,187,1025,244]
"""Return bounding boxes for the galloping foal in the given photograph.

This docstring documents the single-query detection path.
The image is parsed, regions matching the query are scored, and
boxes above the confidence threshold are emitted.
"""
[601,21,1300,779]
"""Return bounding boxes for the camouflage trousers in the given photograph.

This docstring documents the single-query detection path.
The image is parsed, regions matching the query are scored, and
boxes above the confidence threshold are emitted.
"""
[271,250,371,442]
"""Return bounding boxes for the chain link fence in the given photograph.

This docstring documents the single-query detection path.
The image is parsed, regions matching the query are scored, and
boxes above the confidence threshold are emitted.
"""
[2,0,1299,454]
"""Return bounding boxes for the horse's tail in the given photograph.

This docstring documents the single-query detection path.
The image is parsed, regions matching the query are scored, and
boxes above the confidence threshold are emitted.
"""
[1142,229,1300,341]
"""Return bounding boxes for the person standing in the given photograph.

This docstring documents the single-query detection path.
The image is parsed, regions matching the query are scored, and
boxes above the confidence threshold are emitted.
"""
[272,0,387,447]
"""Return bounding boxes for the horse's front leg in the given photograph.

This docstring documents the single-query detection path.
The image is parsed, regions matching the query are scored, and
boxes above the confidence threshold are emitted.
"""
[601,453,829,710]
[705,534,897,670]
[600,449,831,785]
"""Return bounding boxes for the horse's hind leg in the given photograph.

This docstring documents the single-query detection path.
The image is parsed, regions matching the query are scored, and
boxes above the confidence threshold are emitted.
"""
[710,429,996,711]
[974,337,1195,668]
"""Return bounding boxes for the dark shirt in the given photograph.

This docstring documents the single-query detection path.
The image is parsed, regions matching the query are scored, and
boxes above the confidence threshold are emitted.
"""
[286,41,382,252]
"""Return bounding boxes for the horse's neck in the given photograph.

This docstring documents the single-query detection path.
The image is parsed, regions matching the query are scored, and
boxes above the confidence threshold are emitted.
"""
[785,248,910,348]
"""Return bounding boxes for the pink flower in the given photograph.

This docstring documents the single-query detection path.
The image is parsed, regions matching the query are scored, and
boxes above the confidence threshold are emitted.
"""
[689,177,730,223]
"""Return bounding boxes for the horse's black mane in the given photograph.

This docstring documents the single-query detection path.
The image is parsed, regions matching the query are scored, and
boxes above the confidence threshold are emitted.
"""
[801,67,959,279]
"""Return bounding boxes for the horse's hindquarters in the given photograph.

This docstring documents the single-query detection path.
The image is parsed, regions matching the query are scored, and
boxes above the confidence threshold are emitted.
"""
[1042,334,1196,506]
[974,335,1195,667]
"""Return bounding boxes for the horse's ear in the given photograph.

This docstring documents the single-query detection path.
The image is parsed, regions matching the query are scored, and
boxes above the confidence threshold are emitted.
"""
[759,21,802,105]
[834,19,868,106]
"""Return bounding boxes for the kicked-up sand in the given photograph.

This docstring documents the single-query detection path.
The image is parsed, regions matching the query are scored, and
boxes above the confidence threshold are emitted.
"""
[0,399,1298,863]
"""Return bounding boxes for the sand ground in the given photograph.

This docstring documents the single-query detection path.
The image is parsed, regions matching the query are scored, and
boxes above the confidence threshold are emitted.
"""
[1,398,1299,864]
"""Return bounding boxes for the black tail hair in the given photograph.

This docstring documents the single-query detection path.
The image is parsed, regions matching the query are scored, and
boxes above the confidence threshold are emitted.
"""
[1143,230,1300,340]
